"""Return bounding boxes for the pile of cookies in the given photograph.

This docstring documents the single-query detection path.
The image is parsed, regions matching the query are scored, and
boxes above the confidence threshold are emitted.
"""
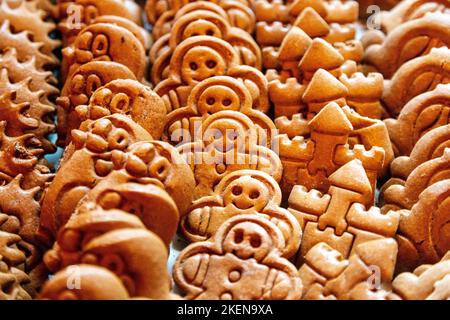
[0,0,448,300]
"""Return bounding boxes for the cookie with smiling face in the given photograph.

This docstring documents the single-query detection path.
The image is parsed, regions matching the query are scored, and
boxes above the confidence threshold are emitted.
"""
[181,170,301,259]
[174,214,303,300]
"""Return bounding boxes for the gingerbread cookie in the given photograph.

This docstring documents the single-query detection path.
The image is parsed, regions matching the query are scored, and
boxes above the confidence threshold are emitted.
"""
[381,148,450,212]
[275,103,386,198]
[0,48,59,103]
[177,110,283,199]
[57,0,142,46]
[388,124,450,181]
[154,36,240,112]
[0,69,55,153]
[377,0,450,33]
[181,170,301,258]
[391,251,450,300]
[151,8,261,84]
[164,76,273,145]
[0,0,60,66]
[174,214,303,300]
[0,230,32,300]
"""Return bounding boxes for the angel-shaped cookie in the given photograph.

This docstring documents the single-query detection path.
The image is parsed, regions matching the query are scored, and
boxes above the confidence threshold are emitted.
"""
[174,214,303,300]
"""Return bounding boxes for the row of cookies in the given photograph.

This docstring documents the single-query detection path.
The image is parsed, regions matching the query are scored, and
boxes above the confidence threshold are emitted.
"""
[144,0,307,299]
[13,0,194,300]
[0,0,61,299]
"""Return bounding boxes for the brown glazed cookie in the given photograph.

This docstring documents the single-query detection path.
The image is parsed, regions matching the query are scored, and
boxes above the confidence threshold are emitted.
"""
[164,76,273,145]
[92,15,151,52]
[0,230,32,300]
[174,214,303,300]
[382,47,450,116]
[0,48,59,103]
[0,173,48,290]
[275,103,386,198]
[381,148,450,212]
[73,140,196,245]
[339,72,384,119]
[40,264,131,300]
[177,110,282,200]
[384,84,450,156]
[391,251,450,300]
[43,206,175,299]
[154,36,240,112]
[73,79,167,141]
[288,160,400,267]
[38,114,152,246]
[387,124,450,182]
[57,0,142,46]
[181,170,301,259]
[0,69,55,153]
[0,121,53,191]
[299,239,398,300]
[61,22,146,82]
[56,61,137,146]
[149,0,255,39]
[150,8,261,85]
[393,179,450,273]
[364,13,450,78]
[0,0,60,66]
[377,0,450,33]
[0,20,57,70]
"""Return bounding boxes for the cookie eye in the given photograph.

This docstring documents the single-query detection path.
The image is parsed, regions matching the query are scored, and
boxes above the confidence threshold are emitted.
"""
[232,185,243,196]
[110,93,130,113]
[91,34,109,56]
[234,229,244,243]
[85,74,101,95]
[189,62,198,70]
[250,235,261,248]
[206,60,217,69]
[249,190,260,199]
[149,157,170,181]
